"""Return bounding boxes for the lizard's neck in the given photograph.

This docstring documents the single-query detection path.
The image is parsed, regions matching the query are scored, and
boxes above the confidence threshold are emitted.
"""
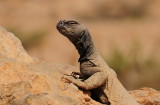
[71,31,97,62]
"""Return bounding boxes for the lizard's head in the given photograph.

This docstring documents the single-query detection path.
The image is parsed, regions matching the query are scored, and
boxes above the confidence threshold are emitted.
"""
[56,20,94,61]
[56,20,88,42]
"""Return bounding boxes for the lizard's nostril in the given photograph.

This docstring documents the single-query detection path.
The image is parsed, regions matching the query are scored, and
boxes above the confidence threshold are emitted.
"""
[56,20,66,32]
[60,20,65,26]
[57,20,65,28]
[57,20,64,29]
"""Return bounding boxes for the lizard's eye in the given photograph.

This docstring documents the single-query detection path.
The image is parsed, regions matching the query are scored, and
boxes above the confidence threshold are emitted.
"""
[66,21,78,25]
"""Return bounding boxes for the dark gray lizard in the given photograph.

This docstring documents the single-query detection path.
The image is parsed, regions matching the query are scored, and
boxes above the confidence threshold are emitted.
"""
[56,20,139,105]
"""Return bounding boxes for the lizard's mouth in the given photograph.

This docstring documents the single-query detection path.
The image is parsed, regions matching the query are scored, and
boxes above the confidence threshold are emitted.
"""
[56,20,66,32]
[57,21,67,35]
[56,20,73,36]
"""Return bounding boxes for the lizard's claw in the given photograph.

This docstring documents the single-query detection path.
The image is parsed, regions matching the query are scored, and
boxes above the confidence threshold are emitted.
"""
[61,75,73,83]
[71,72,81,79]
[62,72,80,79]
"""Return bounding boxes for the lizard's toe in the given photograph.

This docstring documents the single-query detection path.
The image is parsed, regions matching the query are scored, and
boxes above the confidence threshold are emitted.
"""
[61,75,73,83]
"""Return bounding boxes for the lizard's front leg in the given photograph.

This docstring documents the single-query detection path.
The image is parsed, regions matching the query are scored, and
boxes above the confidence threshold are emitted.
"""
[62,72,107,90]
[62,72,110,104]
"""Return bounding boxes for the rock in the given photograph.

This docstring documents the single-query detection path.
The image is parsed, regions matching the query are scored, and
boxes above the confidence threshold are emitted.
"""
[0,27,101,105]
[0,27,33,63]
[0,27,159,105]
[130,88,160,105]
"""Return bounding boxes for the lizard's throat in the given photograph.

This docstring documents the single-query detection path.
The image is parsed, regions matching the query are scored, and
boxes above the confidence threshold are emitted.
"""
[70,31,96,62]
[77,42,95,62]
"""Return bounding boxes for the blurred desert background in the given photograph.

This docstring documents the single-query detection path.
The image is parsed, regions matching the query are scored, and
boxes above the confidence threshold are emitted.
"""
[0,0,160,90]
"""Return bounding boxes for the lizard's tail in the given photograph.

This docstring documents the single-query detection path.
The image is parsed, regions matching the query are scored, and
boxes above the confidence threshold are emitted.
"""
[105,73,139,105]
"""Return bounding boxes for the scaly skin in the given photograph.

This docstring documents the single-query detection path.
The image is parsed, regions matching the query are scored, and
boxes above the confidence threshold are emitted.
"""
[56,20,139,105]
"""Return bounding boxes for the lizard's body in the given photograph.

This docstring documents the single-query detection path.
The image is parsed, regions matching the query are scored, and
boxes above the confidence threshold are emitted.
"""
[56,20,139,105]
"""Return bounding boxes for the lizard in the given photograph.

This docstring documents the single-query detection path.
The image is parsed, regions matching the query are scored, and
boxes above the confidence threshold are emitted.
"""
[56,20,139,105]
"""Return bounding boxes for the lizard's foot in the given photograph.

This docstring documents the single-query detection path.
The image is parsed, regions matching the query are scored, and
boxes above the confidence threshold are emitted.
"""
[61,75,83,83]
[71,71,81,79]
[61,75,75,83]
[63,72,81,79]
